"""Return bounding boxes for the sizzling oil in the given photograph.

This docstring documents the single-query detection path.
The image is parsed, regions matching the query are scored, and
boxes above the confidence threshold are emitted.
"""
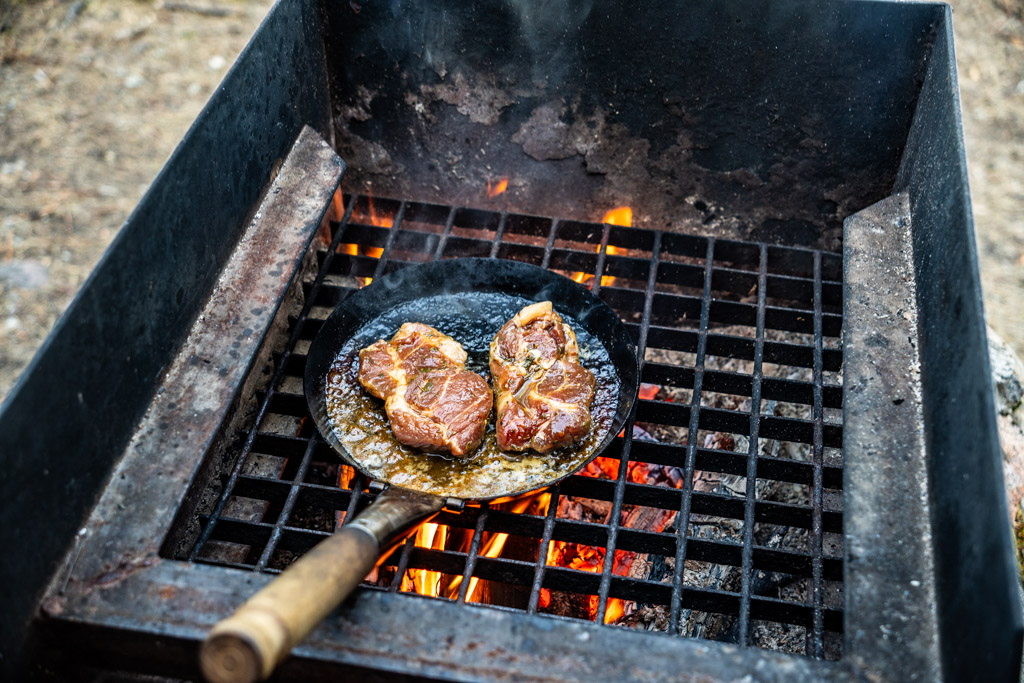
[324,292,620,500]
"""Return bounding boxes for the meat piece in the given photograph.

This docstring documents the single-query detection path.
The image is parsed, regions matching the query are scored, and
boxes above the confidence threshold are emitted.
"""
[490,302,596,453]
[358,323,492,457]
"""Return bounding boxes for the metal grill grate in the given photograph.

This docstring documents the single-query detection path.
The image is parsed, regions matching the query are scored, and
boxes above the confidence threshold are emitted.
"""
[171,193,845,659]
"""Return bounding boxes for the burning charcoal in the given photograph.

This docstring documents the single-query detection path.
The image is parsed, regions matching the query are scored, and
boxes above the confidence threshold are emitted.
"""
[666,467,684,488]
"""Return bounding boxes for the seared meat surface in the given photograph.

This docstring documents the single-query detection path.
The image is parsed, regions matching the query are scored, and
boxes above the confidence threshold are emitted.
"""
[489,302,596,453]
[358,323,492,457]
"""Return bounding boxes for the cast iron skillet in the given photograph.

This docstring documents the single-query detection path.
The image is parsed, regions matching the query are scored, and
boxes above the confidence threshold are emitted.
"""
[200,258,639,683]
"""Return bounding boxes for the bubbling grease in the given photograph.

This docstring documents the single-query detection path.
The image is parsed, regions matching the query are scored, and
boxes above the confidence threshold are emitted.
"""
[324,292,620,500]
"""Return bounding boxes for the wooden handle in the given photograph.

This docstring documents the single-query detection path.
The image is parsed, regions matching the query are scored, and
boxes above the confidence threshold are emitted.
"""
[199,488,445,683]
[200,526,378,683]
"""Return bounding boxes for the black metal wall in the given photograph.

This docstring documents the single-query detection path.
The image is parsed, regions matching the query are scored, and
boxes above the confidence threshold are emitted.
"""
[0,0,332,674]
[895,12,1024,680]
[323,0,940,247]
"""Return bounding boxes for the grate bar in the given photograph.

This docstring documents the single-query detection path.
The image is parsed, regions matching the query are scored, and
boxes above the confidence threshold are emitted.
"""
[737,244,769,646]
[371,201,407,280]
[432,206,458,261]
[810,250,826,656]
[527,486,562,614]
[539,219,561,270]
[589,223,612,297]
[595,231,661,623]
[388,536,415,592]
[488,213,509,259]
[254,435,320,570]
[669,237,716,632]
[176,197,846,660]
[455,507,491,603]
[340,473,368,528]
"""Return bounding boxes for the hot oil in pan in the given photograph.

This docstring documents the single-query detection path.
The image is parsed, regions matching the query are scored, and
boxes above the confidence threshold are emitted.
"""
[324,292,620,500]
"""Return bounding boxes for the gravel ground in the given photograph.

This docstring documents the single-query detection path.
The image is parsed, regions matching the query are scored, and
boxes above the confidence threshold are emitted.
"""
[0,0,1022,404]
[0,0,274,402]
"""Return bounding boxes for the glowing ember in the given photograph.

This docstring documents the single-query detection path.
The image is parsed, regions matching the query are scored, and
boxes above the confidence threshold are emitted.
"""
[638,383,660,400]
[544,539,626,623]
[486,177,509,198]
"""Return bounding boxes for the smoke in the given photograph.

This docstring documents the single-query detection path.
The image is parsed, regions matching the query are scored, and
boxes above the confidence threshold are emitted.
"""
[503,0,595,87]
[351,0,594,89]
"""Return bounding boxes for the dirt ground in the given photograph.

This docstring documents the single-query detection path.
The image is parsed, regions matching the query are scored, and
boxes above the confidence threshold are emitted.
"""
[0,0,274,403]
[0,0,1022,405]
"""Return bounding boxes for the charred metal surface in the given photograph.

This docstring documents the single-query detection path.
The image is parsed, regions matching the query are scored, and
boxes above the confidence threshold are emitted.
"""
[325,0,943,250]
[161,127,344,559]
[40,561,855,683]
[841,192,940,681]
[32,125,343,672]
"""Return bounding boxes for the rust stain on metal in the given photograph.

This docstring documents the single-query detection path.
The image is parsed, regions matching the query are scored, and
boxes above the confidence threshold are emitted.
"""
[82,556,161,594]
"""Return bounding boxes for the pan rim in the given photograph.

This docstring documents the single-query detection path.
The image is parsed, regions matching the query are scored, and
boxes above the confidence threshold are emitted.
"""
[304,257,640,502]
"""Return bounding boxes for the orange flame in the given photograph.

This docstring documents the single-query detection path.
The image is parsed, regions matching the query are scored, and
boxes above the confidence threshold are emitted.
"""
[367,197,393,227]
[393,484,666,625]
[571,243,623,287]
[332,190,346,223]
[404,494,544,601]
[446,494,542,602]
[486,177,509,198]
[403,523,449,597]
[352,195,394,228]
[336,242,382,288]
[568,204,631,286]
[602,207,632,227]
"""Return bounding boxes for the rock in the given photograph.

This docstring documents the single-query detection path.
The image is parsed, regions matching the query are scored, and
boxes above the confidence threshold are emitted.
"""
[512,102,577,162]
[989,325,1024,520]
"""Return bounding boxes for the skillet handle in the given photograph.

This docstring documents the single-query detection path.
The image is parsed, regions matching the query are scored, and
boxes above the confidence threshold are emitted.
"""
[199,488,444,683]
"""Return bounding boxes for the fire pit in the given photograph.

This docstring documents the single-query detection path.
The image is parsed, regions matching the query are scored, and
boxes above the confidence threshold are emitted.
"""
[0,0,1020,680]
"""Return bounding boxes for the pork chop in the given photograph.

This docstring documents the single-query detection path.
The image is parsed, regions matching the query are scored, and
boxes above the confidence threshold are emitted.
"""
[358,323,492,457]
[489,302,596,453]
